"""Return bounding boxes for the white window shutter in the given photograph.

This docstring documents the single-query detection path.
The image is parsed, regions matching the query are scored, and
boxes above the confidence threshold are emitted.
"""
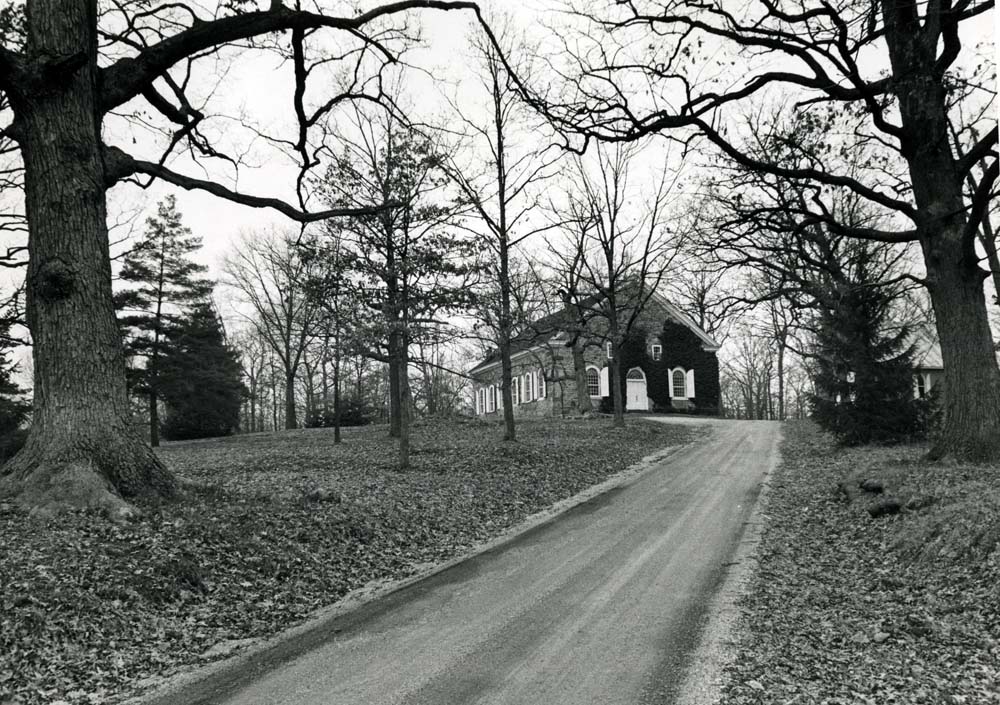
[539,370,546,398]
[686,369,696,398]
[600,367,609,396]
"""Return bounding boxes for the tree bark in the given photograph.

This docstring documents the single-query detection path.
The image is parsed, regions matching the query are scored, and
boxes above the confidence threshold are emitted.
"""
[776,340,785,421]
[0,0,175,514]
[610,349,625,427]
[333,324,342,444]
[149,390,160,447]
[924,239,1000,460]
[398,335,411,469]
[882,10,1000,460]
[387,329,402,438]
[572,340,593,413]
[284,370,297,430]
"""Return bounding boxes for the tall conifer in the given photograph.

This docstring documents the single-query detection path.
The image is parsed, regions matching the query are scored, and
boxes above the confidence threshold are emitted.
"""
[115,196,212,446]
[810,250,920,445]
[159,303,244,440]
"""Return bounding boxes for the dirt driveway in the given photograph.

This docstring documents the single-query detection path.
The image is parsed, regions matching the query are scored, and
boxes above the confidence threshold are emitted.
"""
[167,418,781,705]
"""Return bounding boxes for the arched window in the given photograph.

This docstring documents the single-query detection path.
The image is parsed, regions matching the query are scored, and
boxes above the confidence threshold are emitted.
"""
[586,367,601,397]
[672,369,686,399]
[627,367,645,381]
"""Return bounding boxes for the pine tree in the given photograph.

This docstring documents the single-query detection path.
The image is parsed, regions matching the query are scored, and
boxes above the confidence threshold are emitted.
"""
[159,303,245,441]
[0,325,31,462]
[115,196,212,446]
[810,256,920,445]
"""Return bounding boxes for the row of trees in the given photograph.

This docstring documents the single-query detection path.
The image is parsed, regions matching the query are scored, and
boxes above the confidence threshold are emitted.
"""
[0,1,993,513]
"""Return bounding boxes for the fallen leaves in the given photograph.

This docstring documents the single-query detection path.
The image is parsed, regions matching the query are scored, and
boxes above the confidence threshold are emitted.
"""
[719,421,1000,705]
[1,417,696,704]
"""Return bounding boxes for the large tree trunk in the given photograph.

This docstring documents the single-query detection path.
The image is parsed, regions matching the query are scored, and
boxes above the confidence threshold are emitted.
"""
[924,239,1000,460]
[0,0,175,515]
[881,9,1000,460]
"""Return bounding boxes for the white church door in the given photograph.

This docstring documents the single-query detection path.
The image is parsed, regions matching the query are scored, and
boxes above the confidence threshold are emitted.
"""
[626,368,649,411]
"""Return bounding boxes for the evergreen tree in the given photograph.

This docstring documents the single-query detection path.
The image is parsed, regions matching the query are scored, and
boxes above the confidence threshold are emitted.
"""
[810,253,920,445]
[0,326,30,462]
[159,303,245,441]
[115,196,212,446]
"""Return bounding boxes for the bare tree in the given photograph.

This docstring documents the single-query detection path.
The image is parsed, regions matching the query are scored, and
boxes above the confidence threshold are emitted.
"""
[224,229,322,430]
[550,141,681,426]
[0,0,491,512]
[722,323,776,420]
[442,12,561,441]
[315,101,476,468]
[488,1,999,459]
[233,329,268,434]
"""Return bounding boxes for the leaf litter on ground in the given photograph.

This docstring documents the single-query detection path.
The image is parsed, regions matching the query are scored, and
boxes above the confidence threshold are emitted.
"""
[0,416,699,704]
[719,421,1000,705]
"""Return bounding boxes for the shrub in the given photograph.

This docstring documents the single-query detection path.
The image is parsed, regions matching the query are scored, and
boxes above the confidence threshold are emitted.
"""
[306,397,374,428]
[0,427,27,463]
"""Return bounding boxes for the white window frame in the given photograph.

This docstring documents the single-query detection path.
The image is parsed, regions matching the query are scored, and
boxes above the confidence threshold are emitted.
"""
[512,376,520,405]
[916,373,927,399]
[538,369,546,399]
[488,385,496,412]
[586,366,601,398]
[605,341,613,360]
[651,344,662,361]
[671,368,687,400]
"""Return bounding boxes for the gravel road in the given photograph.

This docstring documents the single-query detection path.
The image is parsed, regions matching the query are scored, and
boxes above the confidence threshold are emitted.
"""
[181,418,780,705]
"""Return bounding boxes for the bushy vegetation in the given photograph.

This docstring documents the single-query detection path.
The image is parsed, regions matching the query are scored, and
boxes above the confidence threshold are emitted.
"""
[305,397,375,428]
[0,332,29,463]
[0,326,31,462]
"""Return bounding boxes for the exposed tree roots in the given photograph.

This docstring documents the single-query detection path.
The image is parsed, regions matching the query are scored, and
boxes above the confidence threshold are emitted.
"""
[0,429,177,519]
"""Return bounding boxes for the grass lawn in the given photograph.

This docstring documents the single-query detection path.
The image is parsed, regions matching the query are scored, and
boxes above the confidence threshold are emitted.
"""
[0,416,698,705]
[720,421,1000,705]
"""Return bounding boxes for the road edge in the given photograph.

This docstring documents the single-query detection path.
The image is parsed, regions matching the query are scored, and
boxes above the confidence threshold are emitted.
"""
[122,422,710,705]
[674,423,784,705]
